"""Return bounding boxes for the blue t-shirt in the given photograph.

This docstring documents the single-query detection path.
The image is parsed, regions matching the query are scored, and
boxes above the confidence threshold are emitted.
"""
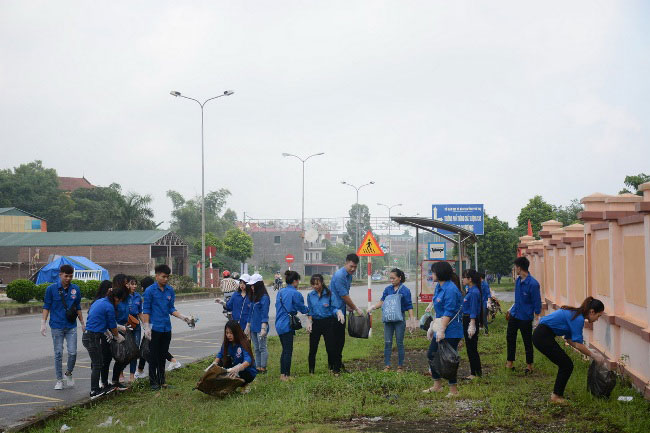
[43,282,82,329]
[249,294,270,333]
[462,286,481,319]
[307,289,339,319]
[481,281,491,305]
[226,291,252,330]
[86,297,117,333]
[217,343,257,378]
[330,267,352,314]
[142,283,177,332]
[539,309,586,344]
[512,275,542,321]
[432,280,463,339]
[380,284,414,313]
[274,286,308,335]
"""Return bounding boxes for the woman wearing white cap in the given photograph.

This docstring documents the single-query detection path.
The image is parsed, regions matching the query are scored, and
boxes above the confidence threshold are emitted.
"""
[216,273,252,331]
[248,274,270,373]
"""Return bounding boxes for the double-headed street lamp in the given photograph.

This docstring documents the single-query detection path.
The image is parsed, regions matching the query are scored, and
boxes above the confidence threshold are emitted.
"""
[377,202,402,266]
[282,152,325,238]
[170,90,234,287]
[341,181,375,254]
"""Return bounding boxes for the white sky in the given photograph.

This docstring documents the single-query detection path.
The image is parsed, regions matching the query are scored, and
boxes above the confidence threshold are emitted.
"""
[1,1,648,230]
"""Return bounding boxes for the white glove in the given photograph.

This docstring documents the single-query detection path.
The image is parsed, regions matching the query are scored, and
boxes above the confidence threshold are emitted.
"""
[40,319,47,336]
[592,352,605,364]
[425,303,433,313]
[259,324,268,338]
[533,317,540,329]
[116,324,126,333]
[143,323,152,340]
[367,305,375,313]
[436,329,445,342]
[355,308,364,316]
[427,322,435,341]
[115,333,125,343]
[306,320,312,333]
[468,322,476,338]
[336,310,345,324]
[244,324,251,336]
[215,298,226,306]
[227,364,243,378]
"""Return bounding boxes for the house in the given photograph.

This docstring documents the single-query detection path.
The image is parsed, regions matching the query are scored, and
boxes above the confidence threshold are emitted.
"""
[0,207,47,233]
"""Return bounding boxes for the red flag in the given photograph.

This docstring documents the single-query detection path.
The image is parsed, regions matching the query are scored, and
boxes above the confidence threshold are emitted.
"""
[527,219,533,236]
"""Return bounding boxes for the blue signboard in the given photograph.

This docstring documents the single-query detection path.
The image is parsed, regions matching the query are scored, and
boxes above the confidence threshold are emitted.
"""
[428,242,446,260]
[432,204,484,235]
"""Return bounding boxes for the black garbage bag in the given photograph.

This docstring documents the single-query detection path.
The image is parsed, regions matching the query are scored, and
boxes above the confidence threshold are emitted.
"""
[429,339,460,382]
[110,329,140,365]
[587,360,616,398]
[347,313,370,339]
[195,364,245,397]
[139,335,150,362]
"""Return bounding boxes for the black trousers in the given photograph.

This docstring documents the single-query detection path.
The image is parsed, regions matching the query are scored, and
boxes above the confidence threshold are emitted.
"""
[138,350,173,370]
[533,324,573,396]
[308,316,338,373]
[82,331,105,393]
[331,317,346,371]
[463,315,482,376]
[218,357,256,384]
[98,337,127,385]
[149,330,172,387]
[506,317,534,364]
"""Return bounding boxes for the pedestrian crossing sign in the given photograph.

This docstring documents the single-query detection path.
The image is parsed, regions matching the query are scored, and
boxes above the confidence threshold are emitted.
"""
[357,231,384,257]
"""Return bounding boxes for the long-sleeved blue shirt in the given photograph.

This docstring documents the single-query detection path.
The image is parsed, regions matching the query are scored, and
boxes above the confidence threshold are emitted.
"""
[225,291,252,330]
[86,297,117,333]
[511,274,542,321]
[330,267,353,315]
[307,289,339,319]
[275,286,308,335]
[116,298,129,325]
[128,292,143,316]
[432,280,463,339]
[539,309,586,344]
[249,294,270,333]
[142,283,177,332]
[481,281,491,305]
[380,284,414,313]
[462,285,481,319]
[43,282,81,329]
[217,343,257,378]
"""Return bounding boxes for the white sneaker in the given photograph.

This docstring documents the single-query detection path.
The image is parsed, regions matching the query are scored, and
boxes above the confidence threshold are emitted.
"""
[134,370,147,379]
[166,360,181,371]
[54,380,64,390]
[65,373,74,387]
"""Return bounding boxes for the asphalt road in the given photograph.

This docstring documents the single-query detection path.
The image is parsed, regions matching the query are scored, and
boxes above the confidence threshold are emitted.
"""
[0,282,512,430]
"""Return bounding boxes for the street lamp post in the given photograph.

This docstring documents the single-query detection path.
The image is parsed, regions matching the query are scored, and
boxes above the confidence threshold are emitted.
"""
[341,180,375,254]
[170,90,234,287]
[281,152,325,238]
[377,202,402,267]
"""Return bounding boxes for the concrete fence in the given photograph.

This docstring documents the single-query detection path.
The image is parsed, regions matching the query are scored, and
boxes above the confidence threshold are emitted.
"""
[518,181,650,399]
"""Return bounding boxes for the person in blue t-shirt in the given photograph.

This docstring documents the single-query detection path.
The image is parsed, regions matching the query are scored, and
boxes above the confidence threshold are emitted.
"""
[275,270,309,381]
[461,269,483,379]
[216,277,253,331]
[479,272,491,335]
[423,261,463,396]
[41,264,85,391]
[208,320,257,394]
[533,297,606,404]
[248,275,270,374]
[368,268,415,372]
[506,257,542,374]
[306,274,344,374]
[125,275,144,382]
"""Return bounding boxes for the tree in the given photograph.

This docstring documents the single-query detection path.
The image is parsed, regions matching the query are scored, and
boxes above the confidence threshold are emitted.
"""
[222,228,253,263]
[516,195,555,238]
[67,184,127,231]
[344,204,372,247]
[323,243,355,265]
[468,214,518,275]
[619,173,650,196]
[122,192,158,230]
[553,199,583,227]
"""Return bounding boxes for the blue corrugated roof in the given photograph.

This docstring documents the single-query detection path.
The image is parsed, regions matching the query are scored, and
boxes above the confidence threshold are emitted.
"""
[0,230,173,246]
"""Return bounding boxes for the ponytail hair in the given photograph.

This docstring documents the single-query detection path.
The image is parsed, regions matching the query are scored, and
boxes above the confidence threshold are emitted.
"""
[391,268,406,284]
[285,270,301,285]
[561,296,604,320]
[462,268,484,327]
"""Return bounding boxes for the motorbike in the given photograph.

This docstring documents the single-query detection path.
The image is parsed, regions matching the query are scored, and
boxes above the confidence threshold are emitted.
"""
[273,278,283,291]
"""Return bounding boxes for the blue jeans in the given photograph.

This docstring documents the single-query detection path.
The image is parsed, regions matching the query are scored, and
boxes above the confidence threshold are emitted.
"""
[51,327,77,380]
[279,331,294,375]
[427,337,461,385]
[130,327,141,374]
[384,320,406,367]
[250,331,268,369]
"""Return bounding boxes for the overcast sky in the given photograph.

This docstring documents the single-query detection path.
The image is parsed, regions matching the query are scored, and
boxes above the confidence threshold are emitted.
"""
[2,1,648,231]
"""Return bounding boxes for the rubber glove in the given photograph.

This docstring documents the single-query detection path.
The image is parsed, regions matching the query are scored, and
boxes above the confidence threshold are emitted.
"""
[592,352,605,364]
[336,310,345,324]
[435,329,445,343]
[214,297,225,305]
[425,303,433,313]
[367,305,375,314]
[116,324,126,333]
[427,322,435,341]
[306,320,312,333]
[468,322,476,338]
[115,333,125,343]
[244,323,251,337]
[227,364,244,378]
[355,307,364,316]
[40,319,47,336]
[143,323,152,340]
[259,323,268,338]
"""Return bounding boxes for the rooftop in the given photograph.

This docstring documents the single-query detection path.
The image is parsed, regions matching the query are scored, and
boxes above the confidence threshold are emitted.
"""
[0,230,179,247]
[57,176,95,191]
[0,207,46,220]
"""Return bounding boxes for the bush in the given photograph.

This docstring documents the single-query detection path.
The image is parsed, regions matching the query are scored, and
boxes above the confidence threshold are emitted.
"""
[84,279,101,299]
[6,279,36,303]
[33,283,51,302]
[169,274,197,293]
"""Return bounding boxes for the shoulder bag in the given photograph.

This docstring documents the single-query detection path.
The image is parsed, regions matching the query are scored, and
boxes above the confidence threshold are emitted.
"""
[58,288,78,324]
[280,292,302,330]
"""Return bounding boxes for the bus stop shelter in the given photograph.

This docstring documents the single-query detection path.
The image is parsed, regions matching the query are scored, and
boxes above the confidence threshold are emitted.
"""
[390,216,478,316]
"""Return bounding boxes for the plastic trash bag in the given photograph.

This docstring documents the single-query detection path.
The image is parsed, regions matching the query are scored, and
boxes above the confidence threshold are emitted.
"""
[429,339,460,381]
[348,312,371,338]
[195,363,245,397]
[587,360,616,398]
[419,312,433,331]
[381,294,404,323]
[111,329,139,365]
[139,336,150,362]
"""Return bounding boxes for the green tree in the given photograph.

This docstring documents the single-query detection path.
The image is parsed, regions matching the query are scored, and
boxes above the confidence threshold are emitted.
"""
[344,204,372,247]
[468,214,518,275]
[619,173,650,196]
[222,228,254,263]
[323,243,355,265]
[553,199,583,227]
[122,192,159,230]
[516,195,555,238]
[67,184,127,231]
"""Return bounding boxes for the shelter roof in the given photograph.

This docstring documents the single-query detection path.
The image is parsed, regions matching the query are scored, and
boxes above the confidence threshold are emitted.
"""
[0,207,47,220]
[0,230,183,247]
[57,176,95,191]
[390,216,478,242]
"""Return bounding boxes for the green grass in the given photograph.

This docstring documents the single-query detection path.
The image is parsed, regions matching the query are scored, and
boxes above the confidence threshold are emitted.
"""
[25,304,650,433]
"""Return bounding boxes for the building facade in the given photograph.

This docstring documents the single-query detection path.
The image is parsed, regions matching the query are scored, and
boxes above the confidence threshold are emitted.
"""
[0,208,47,233]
